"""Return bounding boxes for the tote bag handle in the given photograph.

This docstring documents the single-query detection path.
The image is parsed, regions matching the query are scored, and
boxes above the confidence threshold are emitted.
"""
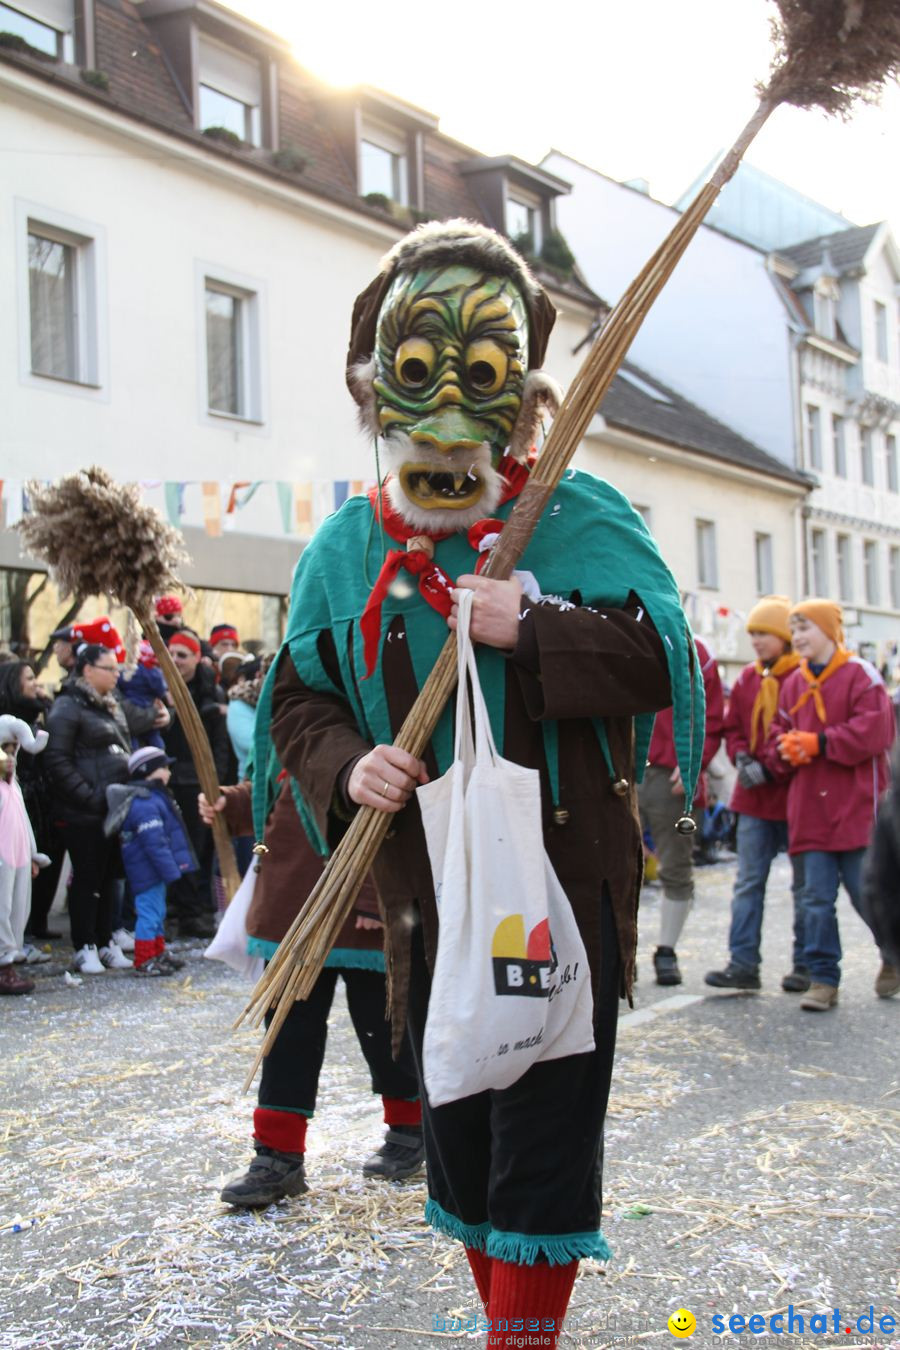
[453,589,500,769]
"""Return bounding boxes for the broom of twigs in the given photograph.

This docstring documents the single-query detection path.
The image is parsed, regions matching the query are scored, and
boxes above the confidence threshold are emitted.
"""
[16,467,242,901]
[239,0,900,1073]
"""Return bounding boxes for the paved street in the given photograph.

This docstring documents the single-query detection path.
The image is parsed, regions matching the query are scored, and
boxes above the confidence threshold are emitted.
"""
[2,856,897,1349]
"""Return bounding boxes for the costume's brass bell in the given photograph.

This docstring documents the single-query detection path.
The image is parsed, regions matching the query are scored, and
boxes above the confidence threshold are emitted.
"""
[407,534,435,559]
[553,807,570,825]
[674,815,697,835]
[612,778,629,796]
[252,841,270,855]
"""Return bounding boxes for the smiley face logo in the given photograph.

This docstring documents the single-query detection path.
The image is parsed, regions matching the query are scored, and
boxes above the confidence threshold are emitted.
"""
[668,1308,696,1338]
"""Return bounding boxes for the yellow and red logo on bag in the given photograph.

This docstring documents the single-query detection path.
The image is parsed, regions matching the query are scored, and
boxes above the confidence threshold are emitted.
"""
[492,915,556,997]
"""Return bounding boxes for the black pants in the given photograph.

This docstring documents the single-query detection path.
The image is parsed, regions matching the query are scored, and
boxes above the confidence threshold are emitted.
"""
[406,890,621,1245]
[259,966,419,1114]
[26,832,65,934]
[60,822,121,951]
[167,784,214,924]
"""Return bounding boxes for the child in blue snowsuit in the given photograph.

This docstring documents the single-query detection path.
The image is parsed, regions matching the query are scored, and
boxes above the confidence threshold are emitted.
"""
[105,747,197,975]
[117,644,171,751]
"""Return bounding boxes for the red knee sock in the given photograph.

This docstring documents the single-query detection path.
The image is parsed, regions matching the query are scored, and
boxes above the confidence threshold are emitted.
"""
[133,938,156,968]
[486,1258,577,1349]
[253,1107,308,1156]
[466,1247,492,1311]
[154,935,165,957]
[382,1096,422,1127]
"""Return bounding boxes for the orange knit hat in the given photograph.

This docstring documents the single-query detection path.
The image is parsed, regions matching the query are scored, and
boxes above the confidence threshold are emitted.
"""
[746,595,792,643]
[790,598,844,645]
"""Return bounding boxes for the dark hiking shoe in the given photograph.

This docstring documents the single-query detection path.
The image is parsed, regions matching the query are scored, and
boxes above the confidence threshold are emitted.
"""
[220,1146,308,1207]
[362,1126,425,1181]
[705,964,761,991]
[0,964,35,995]
[874,962,900,998]
[781,967,811,993]
[653,946,682,986]
[157,951,185,972]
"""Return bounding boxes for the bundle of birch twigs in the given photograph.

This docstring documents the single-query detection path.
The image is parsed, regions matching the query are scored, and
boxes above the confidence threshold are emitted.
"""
[237,0,900,1071]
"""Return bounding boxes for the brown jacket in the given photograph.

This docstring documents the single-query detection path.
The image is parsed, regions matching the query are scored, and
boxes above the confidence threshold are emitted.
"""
[270,592,671,1048]
[220,780,381,953]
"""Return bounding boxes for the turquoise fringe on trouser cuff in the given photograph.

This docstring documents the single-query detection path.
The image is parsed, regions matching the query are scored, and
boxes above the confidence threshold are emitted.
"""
[425,1198,491,1251]
[246,938,385,973]
[487,1229,612,1267]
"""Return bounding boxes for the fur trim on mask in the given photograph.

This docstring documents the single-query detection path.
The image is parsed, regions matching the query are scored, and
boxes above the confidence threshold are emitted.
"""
[507,371,563,462]
[380,218,544,308]
[382,432,503,534]
[348,357,379,438]
[0,715,48,755]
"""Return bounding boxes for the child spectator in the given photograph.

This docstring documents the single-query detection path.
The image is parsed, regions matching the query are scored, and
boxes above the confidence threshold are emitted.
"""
[0,716,51,995]
[765,599,895,1011]
[118,641,172,751]
[105,747,197,976]
[706,597,806,992]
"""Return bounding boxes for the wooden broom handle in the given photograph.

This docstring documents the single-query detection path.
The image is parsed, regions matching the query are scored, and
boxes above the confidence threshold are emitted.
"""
[136,609,241,903]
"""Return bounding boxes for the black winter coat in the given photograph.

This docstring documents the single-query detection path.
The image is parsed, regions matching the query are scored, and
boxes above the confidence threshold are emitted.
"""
[45,682,131,824]
[163,663,229,786]
[863,741,900,964]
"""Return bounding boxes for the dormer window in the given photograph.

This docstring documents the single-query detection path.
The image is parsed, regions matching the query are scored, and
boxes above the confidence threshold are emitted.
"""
[197,34,262,145]
[812,278,839,341]
[506,190,542,251]
[0,0,74,60]
[360,120,408,204]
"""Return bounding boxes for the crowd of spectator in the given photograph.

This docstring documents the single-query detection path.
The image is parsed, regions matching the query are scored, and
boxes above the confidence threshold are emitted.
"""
[0,595,271,992]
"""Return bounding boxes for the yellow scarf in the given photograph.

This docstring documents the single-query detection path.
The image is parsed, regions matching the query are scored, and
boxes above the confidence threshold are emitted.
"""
[749,653,801,751]
[789,648,851,724]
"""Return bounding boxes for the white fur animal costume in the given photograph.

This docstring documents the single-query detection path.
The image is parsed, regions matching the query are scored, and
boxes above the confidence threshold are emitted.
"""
[0,716,51,967]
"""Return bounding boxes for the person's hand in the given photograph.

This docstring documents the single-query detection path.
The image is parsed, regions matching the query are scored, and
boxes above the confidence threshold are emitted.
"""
[735,752,767,790]
[778,730,820,766]
[347,745,429,813]
[669,764,684,795]
[198,791,227,825]
[355,915,383,931]
[152,699,171,729]
[31,861,39,879]
[449,574,523,650]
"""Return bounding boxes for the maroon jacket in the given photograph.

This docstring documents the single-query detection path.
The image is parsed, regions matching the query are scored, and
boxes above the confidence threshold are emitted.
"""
[646,638,724,808]
[724,662,793,821]
[763,656,894,855]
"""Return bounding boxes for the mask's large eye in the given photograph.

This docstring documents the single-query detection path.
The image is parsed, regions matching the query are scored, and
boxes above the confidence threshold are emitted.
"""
[394,338,437,389]
[465,340,508,396]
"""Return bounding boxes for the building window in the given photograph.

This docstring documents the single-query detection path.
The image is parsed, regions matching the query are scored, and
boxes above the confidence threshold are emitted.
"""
[836,534,853,603]
[696,519,718,589]
[810,528,828,596]
[197,35,262,145]
[887,434,898,494]
[832,414,846,477]
[204,279,261,421]
[874,300,888,362]
[754,532,774,595]
[359,122,408,204]
[813,286,836,340]
[805,404,821,471]
[506,192,543,251]
[890,547,900,611]
[26,218,100,386]
[861,427,875,486]
[864,539,880,606]
[0,1,74,60]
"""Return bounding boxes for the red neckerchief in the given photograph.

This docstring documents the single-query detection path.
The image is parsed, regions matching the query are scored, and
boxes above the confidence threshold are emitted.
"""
[360,452,533,679]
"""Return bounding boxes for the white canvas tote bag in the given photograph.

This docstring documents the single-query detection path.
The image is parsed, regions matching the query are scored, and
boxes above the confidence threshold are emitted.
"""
[203,862,264,980]
[417,589,594,1107]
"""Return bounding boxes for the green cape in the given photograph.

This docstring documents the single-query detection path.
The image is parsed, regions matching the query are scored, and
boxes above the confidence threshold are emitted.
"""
[252,469,704,849]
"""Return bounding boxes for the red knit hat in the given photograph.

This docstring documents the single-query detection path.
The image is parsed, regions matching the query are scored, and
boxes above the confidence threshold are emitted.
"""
[155,595,183,618]
[210,623,239,646]
[169,631,201,656]
[71,617,125,663]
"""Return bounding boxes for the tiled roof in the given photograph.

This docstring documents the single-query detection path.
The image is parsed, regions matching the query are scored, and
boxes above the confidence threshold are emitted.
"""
[600,363,808,486]
[778,224,881,273]
[0,0,599,307]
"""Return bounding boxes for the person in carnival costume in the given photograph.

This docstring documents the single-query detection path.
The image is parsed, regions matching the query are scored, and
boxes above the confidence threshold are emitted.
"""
[0,716,51,995]
[252,221,703,1345]
[706,596,807,992]
[764,598,895,1011]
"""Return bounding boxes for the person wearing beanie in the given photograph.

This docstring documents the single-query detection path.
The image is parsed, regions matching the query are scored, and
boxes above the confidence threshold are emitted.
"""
[762,599,896,1010]
[210,624,240,661]
[705,597,805,993]
[162,630,229,938]
[155,595,184,646]
[201,780,424,1205]
[104,747,197,975]
[639,636,725,986]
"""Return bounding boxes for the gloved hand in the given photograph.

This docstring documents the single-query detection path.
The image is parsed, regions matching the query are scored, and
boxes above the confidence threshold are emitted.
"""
[735,752,768,790]
[777,730,821,766]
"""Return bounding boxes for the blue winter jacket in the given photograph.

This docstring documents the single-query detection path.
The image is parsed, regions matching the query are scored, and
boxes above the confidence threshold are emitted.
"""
[104,781,197,895]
